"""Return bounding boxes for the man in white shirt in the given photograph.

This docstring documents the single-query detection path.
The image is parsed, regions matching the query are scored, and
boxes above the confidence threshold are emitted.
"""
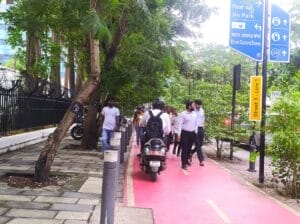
[100,99,120,151]
[191,99,205,166]
[176,101,197,170]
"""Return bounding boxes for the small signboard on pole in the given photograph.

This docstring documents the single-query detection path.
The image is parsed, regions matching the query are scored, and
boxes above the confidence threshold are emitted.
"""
[249,76,262,121]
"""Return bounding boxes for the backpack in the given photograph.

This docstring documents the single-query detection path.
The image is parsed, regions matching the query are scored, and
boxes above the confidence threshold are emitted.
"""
[145,110,163,139]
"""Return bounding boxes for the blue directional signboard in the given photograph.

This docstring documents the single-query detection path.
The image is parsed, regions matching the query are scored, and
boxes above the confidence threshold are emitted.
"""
[269,4,290,62]
[229,0,264,61]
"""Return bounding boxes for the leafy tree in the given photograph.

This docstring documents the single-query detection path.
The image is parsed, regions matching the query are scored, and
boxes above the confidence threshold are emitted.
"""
[267,86,300,198]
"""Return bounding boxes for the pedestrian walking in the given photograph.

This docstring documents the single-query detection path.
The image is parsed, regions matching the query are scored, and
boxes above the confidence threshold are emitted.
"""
[190,99,205,166]
[99,99,120,151]
[133,105,144,146]
[171,108,181,157]
[165,106,173,152]
[176,101,197,170]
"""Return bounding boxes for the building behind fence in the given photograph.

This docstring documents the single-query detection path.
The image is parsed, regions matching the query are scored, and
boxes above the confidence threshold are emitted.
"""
[0,79,72,137]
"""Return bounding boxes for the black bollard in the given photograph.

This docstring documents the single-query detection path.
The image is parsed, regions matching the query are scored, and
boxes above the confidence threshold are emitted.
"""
[120,127,126,164]
[100,132,121,224]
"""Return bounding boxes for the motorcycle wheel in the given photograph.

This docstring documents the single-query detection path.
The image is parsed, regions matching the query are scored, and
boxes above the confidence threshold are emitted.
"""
[150,172,157,181]
[71,126,84,140]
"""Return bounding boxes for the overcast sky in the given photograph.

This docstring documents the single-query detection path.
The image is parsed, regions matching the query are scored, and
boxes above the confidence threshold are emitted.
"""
[201,0,293,45]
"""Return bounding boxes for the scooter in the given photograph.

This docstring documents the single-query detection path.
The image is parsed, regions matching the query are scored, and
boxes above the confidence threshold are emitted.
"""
[140,138,167,181]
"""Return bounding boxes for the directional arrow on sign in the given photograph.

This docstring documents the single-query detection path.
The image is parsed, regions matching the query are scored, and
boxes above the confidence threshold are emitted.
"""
[269,4,290,62]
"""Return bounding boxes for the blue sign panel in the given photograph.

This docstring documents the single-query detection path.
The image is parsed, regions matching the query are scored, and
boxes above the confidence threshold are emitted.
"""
[229,0,264,61]
[269,4,290,62]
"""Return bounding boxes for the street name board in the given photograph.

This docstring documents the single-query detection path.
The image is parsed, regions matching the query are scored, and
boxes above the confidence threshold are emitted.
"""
[269,4,290,62]
[229,0,264,61]
[249,76,262,121]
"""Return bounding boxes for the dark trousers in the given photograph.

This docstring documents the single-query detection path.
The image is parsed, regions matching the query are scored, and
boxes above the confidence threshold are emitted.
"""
[191,127,205,162]
[135,126,143,145]
[181,130,196,168]
[173,140,182,156]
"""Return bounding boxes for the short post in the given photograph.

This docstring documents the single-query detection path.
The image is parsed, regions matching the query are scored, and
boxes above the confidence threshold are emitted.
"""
[100,132,121,224]
[247,132,260,172]
[125,124,129,147]
[120,127,126,163]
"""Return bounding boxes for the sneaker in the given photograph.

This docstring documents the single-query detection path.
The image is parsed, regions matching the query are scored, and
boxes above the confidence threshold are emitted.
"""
[199,162,204,166]
[181,166,187,170]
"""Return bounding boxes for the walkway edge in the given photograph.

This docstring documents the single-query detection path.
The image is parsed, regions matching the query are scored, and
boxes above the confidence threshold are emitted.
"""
[0,128,55,154]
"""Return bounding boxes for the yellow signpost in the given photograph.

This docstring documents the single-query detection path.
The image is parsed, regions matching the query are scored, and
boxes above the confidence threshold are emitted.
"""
[249,76,262,121]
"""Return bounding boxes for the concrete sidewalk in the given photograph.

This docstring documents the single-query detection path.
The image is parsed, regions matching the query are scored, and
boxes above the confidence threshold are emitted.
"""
[0,135,154,224]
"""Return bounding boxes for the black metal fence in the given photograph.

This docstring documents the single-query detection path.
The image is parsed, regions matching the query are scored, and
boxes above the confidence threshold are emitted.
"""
[0,81,72,137]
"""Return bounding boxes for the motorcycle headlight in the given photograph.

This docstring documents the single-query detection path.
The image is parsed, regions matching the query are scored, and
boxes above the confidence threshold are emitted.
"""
[144,147,149,154]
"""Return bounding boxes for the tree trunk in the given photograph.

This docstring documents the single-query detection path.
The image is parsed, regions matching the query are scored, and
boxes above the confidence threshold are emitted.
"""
[104,8,126,69]
[34,3,101,181]
[81,93,99,150]
[50,32,61,97]
[75,61,84,94]
[68,45,76,98]
[26,31,40,75]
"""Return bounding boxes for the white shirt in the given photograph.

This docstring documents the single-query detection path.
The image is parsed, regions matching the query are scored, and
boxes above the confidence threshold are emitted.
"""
[101,106,120,130]
[195,108,205,128]
[140,109,171,136]
[176,110,197,135]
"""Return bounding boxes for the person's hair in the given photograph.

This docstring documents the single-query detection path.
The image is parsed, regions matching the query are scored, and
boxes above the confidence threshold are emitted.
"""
[152,99,165,110]
[194,99,202,105]
[185,100,193,109]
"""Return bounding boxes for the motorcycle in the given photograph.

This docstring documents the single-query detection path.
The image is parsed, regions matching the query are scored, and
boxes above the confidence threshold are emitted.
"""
[140,138,167,181]
[70,116,84,140]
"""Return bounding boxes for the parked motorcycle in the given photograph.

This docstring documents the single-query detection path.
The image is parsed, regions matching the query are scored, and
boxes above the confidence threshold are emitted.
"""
[140,138,167,181]
[70,116,84,140]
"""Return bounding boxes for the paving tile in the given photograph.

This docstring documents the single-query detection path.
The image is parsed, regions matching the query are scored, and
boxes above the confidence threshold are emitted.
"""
[6,218,63,224]
[0,217,10,224]
[4,201,50,209]
[0,166,31,170]
[0,207,8,215]
[62,191,98,199]
[21,190,62,197]
[5,208,57,218]
[64,220,87,224]
[0,188,23,195]
[50,203,94,212]
[55,211,90,220]
[34,196,78,204]
[78,177,102,194]
[0,195,35,202]
[77,198,100,205]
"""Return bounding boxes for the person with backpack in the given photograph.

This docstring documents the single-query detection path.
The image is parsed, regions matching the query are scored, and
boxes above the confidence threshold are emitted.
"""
[139,99,171,153]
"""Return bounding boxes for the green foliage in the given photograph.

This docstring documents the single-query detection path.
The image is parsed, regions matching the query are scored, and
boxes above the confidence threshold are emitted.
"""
[267,90,300,198]
[3,57,25,71]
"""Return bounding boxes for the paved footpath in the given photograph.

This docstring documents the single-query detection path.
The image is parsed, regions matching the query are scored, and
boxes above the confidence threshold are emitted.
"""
[124,144,300,224]
[0,135,153,224]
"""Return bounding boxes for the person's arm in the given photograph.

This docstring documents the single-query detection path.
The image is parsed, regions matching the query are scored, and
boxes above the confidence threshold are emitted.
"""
[175,112,183,142]
[97,108,105,127]
[115,108,120,131]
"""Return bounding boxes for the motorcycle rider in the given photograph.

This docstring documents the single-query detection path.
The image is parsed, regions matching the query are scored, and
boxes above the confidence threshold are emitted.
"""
[139,99,171,153]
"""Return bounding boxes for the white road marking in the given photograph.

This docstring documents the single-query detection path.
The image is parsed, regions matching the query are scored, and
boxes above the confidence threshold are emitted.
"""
[207,199,231,224]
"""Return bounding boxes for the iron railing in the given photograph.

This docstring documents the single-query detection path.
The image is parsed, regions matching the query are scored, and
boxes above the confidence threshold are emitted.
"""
[0,80,72,136]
